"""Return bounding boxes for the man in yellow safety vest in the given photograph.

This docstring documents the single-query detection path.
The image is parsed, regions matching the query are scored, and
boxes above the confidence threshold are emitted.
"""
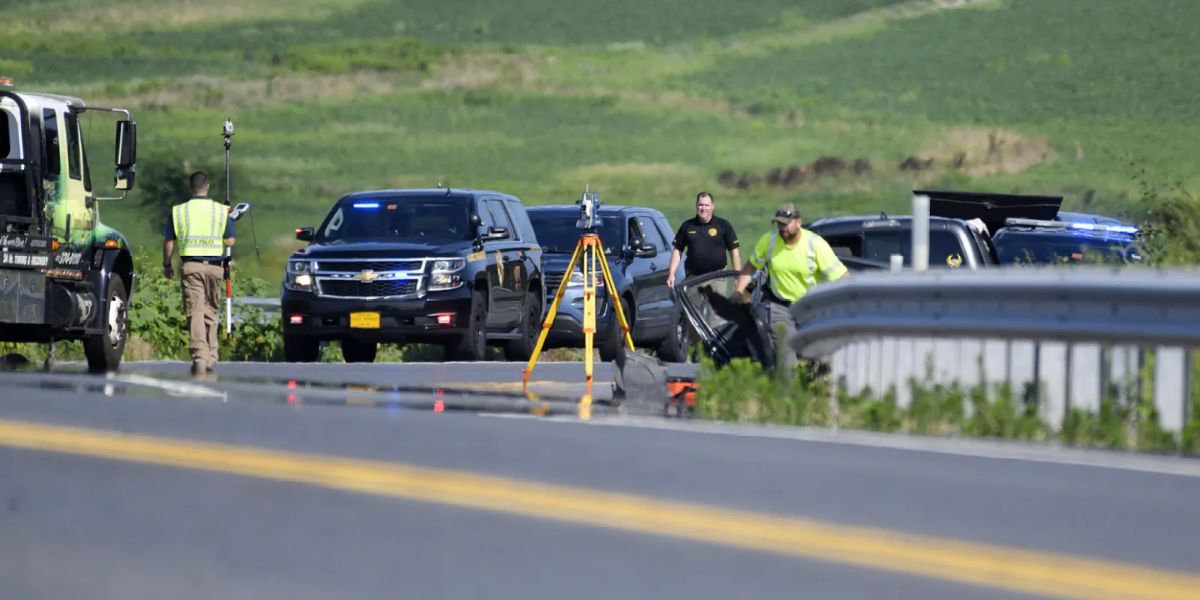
[734,202,847,370]
[162,171,236,378]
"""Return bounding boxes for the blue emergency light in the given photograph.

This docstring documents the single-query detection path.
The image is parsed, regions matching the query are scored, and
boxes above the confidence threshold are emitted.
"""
[352,202,380,209]
[1005,218,1138,237]
[1068,222,1138,235]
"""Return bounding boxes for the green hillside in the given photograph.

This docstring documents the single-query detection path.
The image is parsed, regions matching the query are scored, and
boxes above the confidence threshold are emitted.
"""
[3,0,1194,278]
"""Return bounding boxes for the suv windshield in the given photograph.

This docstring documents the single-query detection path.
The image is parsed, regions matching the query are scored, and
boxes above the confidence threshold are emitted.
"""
[317,197,473,244]
[995,231,1141,264]
[863,229,968,268]
[529,212,622,254]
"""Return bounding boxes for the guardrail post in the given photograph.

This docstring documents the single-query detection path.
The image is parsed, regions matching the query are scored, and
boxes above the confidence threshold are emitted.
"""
[911,194,930,272]
[1153,346,1187,432]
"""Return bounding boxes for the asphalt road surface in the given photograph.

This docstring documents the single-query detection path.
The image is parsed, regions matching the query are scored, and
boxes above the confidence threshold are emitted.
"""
[1,361,1198,600]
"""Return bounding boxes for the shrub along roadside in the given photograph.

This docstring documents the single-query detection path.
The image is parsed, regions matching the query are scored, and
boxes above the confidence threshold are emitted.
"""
[695,357,1199,455]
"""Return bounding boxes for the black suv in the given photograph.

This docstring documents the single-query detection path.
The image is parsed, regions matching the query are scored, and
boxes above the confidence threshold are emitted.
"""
[527,205,688,363]
[281,189,543,362]
[992,213,1142,265]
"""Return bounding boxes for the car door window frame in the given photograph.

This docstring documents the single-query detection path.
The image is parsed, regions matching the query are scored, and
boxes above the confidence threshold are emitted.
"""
[485,198,517,241]
[627,215,646,250]
[650,216,675,253]
[638,214,669,251]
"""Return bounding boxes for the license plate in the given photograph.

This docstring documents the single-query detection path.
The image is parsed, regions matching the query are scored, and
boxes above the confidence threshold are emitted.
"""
[349,311,380,329]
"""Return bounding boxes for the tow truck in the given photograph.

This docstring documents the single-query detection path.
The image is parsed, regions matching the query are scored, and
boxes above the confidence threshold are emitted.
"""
[0,77,138,371]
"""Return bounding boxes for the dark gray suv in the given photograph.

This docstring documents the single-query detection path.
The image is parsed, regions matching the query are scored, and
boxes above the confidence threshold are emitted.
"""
[528,205,688,362]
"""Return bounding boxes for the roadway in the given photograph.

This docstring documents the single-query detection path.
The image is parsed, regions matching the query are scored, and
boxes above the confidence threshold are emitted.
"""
[1,361,1198,599]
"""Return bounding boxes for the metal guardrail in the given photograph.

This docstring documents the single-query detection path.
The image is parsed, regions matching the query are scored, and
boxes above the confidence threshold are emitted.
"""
[234,297,281,311]
[788,267,1200,432]
[790,268,1200,357]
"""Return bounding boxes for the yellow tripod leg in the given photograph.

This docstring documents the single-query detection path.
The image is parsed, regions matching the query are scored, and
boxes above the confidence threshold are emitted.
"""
[582,243,596,396]
[596,241,635,351]
[523,237,585,389]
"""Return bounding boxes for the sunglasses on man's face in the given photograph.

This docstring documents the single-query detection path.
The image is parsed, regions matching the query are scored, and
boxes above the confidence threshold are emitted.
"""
[775,210,796,220]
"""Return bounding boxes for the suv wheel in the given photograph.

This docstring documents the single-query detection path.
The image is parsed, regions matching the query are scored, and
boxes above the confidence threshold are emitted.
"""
[504,293,541,361]
[84,276,128,373]
[342,338,377,363]
[283,335,321,362]
[599,297,632,363]
[450,288,487,361]
[656,309,689,363]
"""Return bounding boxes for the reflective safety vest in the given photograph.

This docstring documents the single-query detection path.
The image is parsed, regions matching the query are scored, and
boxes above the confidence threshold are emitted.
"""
[173,198,228,257]
[751,229,847,302]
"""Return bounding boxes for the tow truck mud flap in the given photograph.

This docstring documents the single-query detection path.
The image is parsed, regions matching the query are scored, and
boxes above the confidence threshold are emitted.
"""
[0,269,45,324]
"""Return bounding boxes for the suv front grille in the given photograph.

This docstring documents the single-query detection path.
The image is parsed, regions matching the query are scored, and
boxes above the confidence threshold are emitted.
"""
[315,259,423,273]
[544,272,564,293]
[318,279,419,299]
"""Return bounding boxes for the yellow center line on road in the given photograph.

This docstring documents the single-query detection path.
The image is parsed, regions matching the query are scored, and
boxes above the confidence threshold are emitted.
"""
[0,418,1196,599]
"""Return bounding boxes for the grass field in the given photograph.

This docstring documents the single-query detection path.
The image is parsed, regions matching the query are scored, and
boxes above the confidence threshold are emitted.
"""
[4,0,1195,279]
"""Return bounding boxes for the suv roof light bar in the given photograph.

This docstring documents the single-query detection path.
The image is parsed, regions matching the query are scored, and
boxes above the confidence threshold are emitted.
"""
[1004,217,1138,235]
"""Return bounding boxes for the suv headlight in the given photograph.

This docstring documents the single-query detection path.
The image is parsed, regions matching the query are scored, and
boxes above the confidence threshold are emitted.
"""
[285,260,314,291]
[432,259,465,272]
[567,270,604,288]
[429,258,465,291]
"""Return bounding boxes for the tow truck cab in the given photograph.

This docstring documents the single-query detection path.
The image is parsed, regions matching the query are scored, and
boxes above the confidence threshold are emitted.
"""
[0,79,138,371]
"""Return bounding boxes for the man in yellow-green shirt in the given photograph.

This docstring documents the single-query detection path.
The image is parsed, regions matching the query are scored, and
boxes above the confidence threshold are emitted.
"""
[734,202,847,369]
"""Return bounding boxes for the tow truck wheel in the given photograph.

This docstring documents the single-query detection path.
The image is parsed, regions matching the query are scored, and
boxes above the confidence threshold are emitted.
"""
[283,335,320,362]
[84,276,128,373]
[341,338,377,363]
[449,288,487,361]
[504,292,541,361]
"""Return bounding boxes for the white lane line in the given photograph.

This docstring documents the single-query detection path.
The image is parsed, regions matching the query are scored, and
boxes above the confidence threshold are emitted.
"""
[112,374,228,400]
[483,413,1200,479]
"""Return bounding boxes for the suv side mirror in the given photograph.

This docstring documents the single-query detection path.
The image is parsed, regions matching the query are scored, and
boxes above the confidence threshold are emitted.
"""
[634,242,657,258]
[295,226,314,242]
[481,226,509,241]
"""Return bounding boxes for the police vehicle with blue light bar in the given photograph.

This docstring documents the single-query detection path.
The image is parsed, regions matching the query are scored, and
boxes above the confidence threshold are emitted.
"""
[809,190,1141,269]
[992,216,1141,265]
[281,188,543,362]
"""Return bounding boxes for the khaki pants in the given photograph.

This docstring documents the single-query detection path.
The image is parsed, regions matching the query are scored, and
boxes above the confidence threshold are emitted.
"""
[763,300,798,372]
[181,261,224,369]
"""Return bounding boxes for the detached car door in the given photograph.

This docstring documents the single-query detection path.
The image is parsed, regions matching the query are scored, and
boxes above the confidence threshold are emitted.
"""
[676,270,775,369]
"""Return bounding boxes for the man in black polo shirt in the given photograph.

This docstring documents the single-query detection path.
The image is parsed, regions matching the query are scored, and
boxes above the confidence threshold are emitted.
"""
[667,191,740,289]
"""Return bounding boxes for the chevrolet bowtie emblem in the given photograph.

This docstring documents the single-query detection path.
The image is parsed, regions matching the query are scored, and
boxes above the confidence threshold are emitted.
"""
[357,270,379,282]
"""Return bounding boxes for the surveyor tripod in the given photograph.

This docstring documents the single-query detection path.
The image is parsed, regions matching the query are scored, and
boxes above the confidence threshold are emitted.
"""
[523,232,634,396]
